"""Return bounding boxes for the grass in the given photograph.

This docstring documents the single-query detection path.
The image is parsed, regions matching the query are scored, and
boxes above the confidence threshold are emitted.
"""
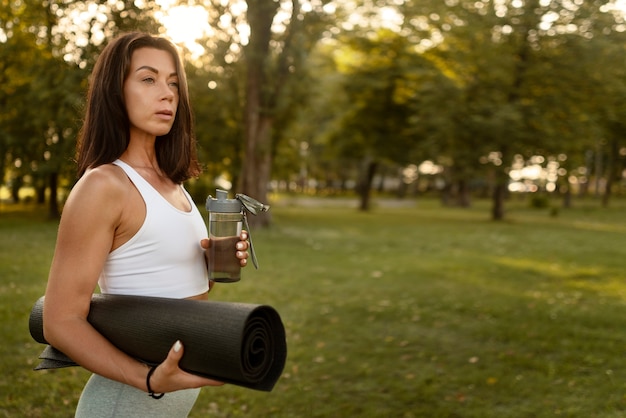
[1,197,625,417]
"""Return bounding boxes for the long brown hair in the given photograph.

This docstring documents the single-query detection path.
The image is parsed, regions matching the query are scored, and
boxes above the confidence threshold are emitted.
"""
[75,32,201,183]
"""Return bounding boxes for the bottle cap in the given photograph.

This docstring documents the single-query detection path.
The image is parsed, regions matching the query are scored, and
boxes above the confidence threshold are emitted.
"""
[206,189,242,213]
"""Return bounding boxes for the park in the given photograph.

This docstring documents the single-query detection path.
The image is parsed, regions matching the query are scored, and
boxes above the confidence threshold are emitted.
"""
[2,1,626,416]
[1,197,626,416]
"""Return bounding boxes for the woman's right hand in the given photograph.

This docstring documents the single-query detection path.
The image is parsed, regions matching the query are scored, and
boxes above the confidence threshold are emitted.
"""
[147,340,224,394]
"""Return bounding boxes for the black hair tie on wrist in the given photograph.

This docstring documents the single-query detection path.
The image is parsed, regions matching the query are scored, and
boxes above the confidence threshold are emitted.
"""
[146,365,165,399]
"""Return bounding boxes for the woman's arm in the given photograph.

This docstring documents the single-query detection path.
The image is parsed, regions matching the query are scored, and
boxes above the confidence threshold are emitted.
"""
[43,165,221,392]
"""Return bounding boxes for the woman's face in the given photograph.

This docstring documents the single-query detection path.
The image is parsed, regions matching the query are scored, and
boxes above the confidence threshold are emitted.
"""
[123,47,179,140]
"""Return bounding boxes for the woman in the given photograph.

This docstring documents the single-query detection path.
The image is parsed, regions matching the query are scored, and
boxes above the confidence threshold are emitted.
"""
[43,32,248,417]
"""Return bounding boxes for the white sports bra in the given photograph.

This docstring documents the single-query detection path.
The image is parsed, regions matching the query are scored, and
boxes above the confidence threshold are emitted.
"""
[97,160,209,298]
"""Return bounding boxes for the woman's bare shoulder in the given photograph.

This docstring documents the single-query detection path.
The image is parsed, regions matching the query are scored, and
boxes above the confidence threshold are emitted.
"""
[65,164,131,213]
[76,164,129,195]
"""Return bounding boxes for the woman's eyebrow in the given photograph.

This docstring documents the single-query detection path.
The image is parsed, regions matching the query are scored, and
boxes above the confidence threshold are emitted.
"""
[135,65,178,77]
[136,65,159,73]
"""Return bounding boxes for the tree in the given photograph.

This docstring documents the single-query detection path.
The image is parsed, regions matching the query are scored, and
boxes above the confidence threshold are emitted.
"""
[238,0,333,226]
[0,0,79,216]
[327,30,428,209]
[400,0,626,219]
[0,0,159,217]
[238,0,280,226]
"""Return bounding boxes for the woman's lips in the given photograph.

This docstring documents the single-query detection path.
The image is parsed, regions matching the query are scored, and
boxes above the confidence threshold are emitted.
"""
[155,109,174,120]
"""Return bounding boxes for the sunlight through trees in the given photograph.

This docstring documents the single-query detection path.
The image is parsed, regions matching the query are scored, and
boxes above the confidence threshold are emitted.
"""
[1,1,625,220]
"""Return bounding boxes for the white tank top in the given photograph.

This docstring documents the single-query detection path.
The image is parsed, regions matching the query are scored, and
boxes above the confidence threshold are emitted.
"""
[98,160,209,298]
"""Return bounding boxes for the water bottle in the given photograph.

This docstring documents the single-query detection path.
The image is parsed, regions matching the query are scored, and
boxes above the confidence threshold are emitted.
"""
[206,189,269,283]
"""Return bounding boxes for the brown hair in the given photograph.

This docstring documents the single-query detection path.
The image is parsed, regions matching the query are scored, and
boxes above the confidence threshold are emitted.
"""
[75,32,201,183]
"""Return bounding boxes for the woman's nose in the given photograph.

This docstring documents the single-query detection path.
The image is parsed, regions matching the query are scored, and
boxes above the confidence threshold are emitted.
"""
[161,81,175,101]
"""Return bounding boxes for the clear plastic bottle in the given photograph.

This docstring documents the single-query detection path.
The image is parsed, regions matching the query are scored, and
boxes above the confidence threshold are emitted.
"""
[206,190,243,282]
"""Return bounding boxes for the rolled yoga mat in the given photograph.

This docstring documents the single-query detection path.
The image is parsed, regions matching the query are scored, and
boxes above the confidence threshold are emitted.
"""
[29,294,287,392]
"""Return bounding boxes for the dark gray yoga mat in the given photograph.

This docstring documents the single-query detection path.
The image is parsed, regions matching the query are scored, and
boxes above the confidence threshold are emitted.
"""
[29,294,287,392]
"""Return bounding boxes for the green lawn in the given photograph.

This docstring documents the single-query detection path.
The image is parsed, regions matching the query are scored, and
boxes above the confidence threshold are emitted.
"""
[1,197,625,417]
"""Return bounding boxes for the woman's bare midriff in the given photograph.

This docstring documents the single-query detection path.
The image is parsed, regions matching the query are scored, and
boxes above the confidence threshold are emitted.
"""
[186,292,209,301]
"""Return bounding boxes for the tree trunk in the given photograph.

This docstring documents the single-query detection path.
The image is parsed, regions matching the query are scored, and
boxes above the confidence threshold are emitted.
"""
[357,159,378,211]
[562,187,572,209]
[491,2,535,221]
[601,137,618,208]
[239,107,273,227]
[37,184,46,204]
[456,178,471,207]
[48,172,60,219]
[238,0,279,227]
[492,182,506,220]
[491,165,509,221]
[10,175,23,203]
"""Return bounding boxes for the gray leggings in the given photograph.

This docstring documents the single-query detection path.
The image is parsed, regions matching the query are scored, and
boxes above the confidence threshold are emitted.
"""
[75,374,200,418]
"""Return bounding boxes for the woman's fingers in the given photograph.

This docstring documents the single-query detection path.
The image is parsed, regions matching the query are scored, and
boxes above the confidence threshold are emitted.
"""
[151,340,225,393]
[201,230,249,268]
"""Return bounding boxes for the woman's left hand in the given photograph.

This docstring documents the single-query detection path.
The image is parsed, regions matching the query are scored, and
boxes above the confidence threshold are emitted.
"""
[234,230,249,267]
[200,230,249,267]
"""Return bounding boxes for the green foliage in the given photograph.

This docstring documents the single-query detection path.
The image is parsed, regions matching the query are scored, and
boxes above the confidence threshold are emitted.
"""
[0,0,160,215]
[3,1,626,217]
[2,198,626,417]
[332,30,422,165]
[295,0,626,213]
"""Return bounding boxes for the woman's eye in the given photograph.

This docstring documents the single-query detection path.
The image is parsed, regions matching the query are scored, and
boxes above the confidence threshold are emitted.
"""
[169,81,179,89]
[142,77,155,84]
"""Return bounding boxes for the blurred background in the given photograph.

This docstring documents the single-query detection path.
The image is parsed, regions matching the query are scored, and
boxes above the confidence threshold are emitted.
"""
[2,3,626,416]
[1,0,626,220]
